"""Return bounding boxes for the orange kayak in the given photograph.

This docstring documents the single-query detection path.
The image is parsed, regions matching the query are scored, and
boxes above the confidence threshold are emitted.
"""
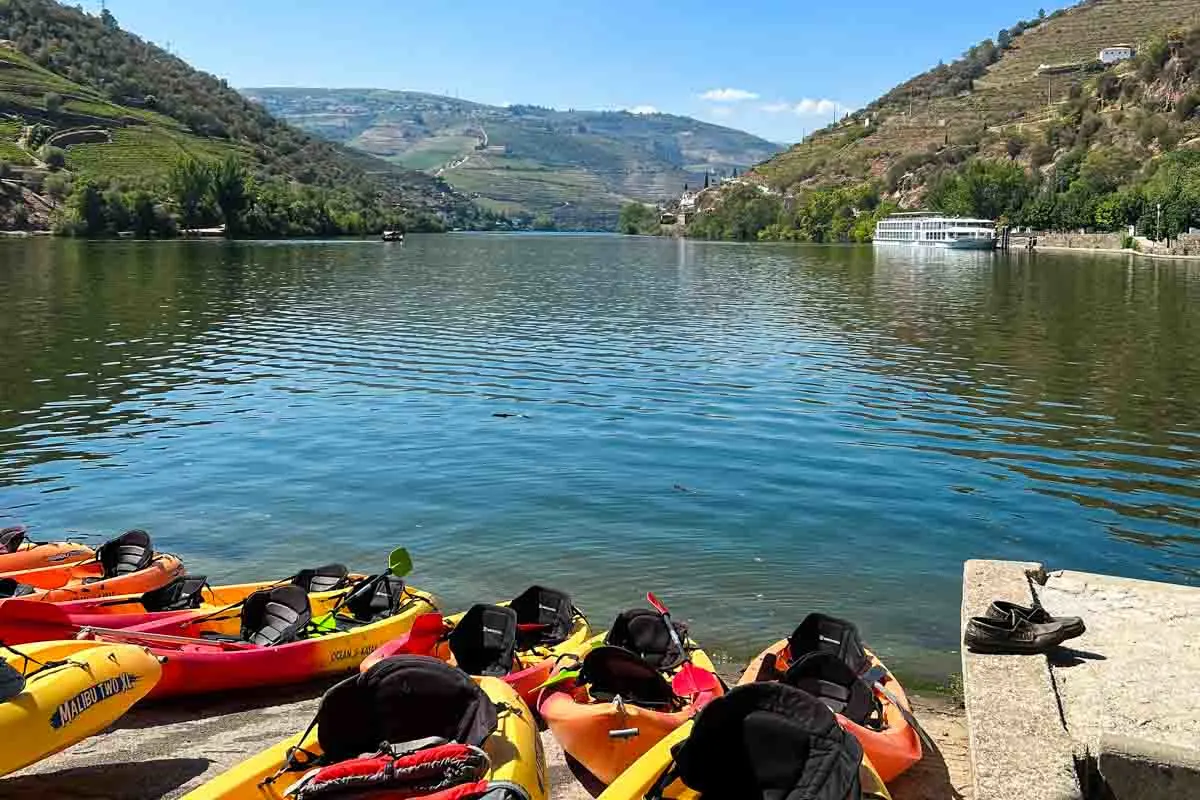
[737,613,922,784]
[0,530,184,603]
[0,526,94,575]
[538,607,724,786]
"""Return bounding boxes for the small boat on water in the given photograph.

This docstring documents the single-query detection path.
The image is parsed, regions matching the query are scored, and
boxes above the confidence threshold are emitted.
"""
[381,230,404,242]
[874,212,996,250]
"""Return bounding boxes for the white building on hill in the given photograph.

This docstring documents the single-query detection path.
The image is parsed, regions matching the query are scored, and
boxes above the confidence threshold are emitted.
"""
[1099,44,1135,65]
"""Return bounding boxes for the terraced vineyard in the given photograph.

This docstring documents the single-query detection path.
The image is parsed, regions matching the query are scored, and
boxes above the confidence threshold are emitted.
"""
[249,87,782,229]
[750,0,1200,197]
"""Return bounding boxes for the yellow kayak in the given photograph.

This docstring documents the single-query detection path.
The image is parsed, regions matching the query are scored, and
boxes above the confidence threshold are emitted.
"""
[0,640,162,777]
[597,683,891,800]
[182,656,546,800]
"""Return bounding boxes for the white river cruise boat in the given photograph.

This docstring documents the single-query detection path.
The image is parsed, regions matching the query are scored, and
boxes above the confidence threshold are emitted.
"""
[873,213,997,250]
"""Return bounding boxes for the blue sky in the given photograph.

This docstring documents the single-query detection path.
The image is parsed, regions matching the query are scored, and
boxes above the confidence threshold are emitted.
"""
[103,0,1069,143]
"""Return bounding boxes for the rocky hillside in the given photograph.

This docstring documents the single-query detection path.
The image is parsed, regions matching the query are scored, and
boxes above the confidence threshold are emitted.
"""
[246,88,782,229]
[693,0,1200,241]
[0,0,486,233]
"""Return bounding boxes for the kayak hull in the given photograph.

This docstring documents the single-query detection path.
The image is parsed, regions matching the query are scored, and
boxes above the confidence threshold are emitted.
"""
[539,642,723,786]
[180,675,546,800]
[738,639,922,783]
[0,640,162,777]
[595,720,891,800]
[4,554,185,602]
[0,542,94,576]
[80,588,438,699]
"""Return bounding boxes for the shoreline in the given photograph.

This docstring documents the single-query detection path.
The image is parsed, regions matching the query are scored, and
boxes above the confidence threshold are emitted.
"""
[1028,243,1200,261]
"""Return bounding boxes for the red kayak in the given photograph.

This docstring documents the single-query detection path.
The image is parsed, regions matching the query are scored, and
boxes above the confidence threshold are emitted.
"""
[0,564,362,645]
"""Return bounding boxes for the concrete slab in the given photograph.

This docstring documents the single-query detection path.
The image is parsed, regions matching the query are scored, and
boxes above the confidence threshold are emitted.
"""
[1038,570,1200,768]
[1097,734,1200,799]
[961,560,1081,800]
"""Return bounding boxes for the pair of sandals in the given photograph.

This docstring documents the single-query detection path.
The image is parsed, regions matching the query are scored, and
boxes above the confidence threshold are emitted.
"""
[964,600,1085,654]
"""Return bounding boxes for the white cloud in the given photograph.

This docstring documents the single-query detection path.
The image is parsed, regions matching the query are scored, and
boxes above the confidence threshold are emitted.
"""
[626,105,659,115]
[761,101,791,113]
[794,98,839,116]
[700,88,759,102]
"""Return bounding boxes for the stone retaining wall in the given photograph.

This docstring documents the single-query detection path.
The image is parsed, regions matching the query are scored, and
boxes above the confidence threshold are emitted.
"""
[1034,232,1124,250]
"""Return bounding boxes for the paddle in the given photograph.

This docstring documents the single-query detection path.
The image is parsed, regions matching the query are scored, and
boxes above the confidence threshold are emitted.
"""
[861,664,936,752]
[646,592,720,696]
[75,625,258,650]
[311,547,412,631]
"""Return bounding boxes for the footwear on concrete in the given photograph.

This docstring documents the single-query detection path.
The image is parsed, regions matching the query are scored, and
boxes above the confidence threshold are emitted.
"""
[964,611,1075,654]
[984,600,1085,640]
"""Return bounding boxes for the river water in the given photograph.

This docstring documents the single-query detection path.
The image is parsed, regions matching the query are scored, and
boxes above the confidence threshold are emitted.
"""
[2,235,1198,682]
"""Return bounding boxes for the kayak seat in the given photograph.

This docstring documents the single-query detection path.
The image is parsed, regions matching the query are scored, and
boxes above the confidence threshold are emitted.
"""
[783,652,882,730]
[448,604,518,677]
[0,578,36,599]
[660,682,864,800]
[581,646,679,709]
[316,655,498,763]
[605,608,688,670]
[0,525,26,554]
[240,585,312,646]
[92,529,155,580]
[788,613,870,675]
[345,575,407,624]
[140,575,209,613]
[0,660,26,702]
[509,585,574,649]
[293,564,351,594]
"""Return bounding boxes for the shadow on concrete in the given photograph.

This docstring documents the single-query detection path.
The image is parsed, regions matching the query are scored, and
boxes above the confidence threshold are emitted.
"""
[888,735,965,800]
[1049,647,1108,668]
[113,677,337,730]
[0,758,209,799]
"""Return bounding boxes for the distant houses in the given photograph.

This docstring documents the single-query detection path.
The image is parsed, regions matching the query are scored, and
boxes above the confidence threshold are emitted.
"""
[1099,44,1135,65]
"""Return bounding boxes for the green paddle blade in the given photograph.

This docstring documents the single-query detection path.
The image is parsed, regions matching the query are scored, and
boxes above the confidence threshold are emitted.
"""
[312,612,338,633]
[534,668,581,693]
[388,547,412,577]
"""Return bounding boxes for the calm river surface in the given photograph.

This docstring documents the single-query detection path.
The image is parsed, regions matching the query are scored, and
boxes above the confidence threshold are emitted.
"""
[2,235,1198,682]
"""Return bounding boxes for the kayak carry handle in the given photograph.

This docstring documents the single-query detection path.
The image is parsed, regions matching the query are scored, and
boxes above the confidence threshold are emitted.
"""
[608,727,640,739]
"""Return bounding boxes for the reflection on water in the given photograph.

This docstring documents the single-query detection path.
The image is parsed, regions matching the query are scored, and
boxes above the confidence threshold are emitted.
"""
[1,236,1198,681]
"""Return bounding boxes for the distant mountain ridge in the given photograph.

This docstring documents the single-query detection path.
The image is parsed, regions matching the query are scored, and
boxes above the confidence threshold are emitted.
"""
[245,88,782,229]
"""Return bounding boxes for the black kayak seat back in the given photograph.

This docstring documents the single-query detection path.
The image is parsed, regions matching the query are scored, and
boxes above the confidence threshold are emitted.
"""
[581,646,678,709]
[0,578,36,599]
[605,608,687,671]
[240,585,312,646]
[292,564,351,594]
[783,652,882,729]
[346,574,406,623]
[448,604,518,678]
[0,660,26,703]
[0,525,27,554]
[670,682,863,800]
[509,585,574,648]
[140,575,209,613]
[94,529,154,579]
[788,613,870,676]
[317,655,498,763]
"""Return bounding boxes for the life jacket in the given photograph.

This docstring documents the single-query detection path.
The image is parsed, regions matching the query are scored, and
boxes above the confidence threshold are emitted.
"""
[604,608,688,670]
[650,682,868,800]
[280,656,502,800]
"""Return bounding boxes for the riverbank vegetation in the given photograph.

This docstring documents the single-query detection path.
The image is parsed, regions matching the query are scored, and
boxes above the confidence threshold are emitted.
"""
[0,0,489,233]
[691,1,1200,242]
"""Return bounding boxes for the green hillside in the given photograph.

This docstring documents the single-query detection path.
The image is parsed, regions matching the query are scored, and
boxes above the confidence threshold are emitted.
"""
[0,0,486,233]
[693,0,1200,242]
[245,88,782,229]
